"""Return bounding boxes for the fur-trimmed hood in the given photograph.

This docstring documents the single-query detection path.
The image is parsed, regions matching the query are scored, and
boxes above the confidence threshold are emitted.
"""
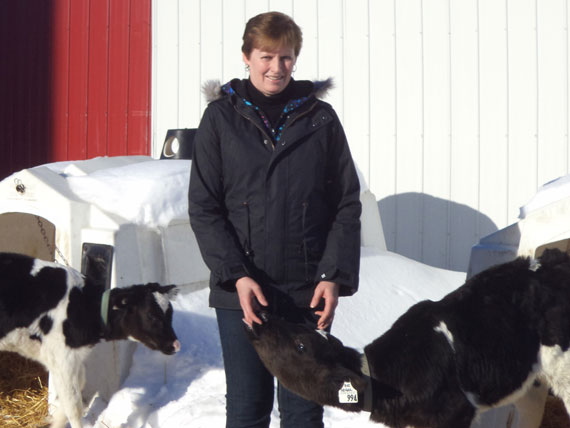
[202,78,334,104]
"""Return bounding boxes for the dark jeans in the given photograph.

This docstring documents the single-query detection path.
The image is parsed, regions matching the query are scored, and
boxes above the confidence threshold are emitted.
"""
[216,307,324,428]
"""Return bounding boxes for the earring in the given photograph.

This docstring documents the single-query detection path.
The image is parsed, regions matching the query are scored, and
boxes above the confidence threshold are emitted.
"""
[293,65,297,72]
[245,64,250,72]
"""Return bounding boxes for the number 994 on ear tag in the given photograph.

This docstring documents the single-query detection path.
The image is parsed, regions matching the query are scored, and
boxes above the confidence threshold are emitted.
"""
[338,381,358,403]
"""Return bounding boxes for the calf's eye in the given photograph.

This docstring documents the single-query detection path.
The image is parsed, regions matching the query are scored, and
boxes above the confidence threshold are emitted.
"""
[296,342,306,353]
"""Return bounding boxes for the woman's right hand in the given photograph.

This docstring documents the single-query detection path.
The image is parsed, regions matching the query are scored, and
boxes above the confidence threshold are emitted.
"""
[236,276,268,326]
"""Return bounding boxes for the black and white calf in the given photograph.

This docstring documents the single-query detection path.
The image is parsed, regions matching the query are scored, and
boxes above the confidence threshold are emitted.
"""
[0,252,180,428]
[247,248,570,428]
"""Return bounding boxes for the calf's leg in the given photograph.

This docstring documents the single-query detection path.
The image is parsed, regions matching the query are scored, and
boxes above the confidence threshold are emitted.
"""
[50,406,73,428]
[46,350,87,428]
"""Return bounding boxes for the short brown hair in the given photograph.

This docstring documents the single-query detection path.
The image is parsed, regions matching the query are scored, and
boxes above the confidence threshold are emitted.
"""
[242,11,303,58]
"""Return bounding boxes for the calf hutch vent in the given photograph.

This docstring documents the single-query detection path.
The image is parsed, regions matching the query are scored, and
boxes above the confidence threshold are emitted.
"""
[0,156,210,417]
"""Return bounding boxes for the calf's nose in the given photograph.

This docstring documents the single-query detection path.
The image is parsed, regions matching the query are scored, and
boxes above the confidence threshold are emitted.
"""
[172,339,181,353]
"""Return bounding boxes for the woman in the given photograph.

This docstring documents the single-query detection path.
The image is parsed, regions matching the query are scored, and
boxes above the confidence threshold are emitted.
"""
[189,11,361,428]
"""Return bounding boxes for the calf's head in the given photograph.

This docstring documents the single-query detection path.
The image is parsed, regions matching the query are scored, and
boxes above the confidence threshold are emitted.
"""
[245,312,366,410]
[107,283,180,355]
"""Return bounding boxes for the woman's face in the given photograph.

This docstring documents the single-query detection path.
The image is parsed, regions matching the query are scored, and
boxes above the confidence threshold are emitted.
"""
[243,45,297,97]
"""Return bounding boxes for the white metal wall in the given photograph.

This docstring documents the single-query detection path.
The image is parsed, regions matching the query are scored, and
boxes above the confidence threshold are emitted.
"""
[152,0,570,272]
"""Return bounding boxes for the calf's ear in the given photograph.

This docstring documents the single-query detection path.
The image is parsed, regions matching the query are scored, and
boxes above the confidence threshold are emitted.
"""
[160,284,178,300]
[329,365,367,393]
[143,282,178,299]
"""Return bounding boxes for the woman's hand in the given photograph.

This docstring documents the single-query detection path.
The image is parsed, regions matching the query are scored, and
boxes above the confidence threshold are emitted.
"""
[236,276,268,326]
[310,281,339,330]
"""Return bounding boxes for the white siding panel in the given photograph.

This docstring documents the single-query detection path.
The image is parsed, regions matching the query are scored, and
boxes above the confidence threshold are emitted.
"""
[200,1,224,87]
[422,0,452,268]
[269,0,292,16]
[153,0,570,271]
[561,0,570,173]
[178,1,202,125]
[507,0,538,221]
[478,0,509,235]
[292,0,318,81]
[370,0,397,250]
[343,0,370,186]
[245,0,269,21]
[316,0,343,120]
[449,0,481,270]
[222,0,247,83]
[152,0,181,150]
[394,0,423,261]
[537,0,568,185]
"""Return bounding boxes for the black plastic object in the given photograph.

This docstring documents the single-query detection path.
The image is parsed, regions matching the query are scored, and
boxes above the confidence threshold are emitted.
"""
[160,128,197,160]
[81,243,114,290]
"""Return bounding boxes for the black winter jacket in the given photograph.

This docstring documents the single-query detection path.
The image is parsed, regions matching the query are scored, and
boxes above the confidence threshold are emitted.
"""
[188,78,361,310]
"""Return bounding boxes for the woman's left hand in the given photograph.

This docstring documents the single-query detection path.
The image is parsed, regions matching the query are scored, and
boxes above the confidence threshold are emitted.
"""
[310,281,339,330]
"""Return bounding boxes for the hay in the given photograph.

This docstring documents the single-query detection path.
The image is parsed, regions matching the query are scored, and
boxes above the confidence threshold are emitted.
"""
[0,351,49,428]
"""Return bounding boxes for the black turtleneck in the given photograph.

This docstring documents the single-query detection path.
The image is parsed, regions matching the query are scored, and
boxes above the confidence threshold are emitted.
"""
[245,79,296,128]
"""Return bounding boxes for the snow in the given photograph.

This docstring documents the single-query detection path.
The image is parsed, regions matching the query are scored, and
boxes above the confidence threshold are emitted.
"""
[83,248,464,428]
[37,157,467,427]
[44,158,191,228]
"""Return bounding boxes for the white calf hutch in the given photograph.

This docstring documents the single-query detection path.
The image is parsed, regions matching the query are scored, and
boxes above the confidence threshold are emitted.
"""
[0,156,211,410]
[469,175,570,428]
[0,153,386,417]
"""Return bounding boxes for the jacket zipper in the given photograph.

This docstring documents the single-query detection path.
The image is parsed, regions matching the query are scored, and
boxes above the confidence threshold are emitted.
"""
[233,99,319,150]
[234,105,276,150]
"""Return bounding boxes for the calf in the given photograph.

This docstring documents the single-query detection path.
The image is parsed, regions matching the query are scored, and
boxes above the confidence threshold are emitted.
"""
[0,252,180,428]
[246,248,570,428]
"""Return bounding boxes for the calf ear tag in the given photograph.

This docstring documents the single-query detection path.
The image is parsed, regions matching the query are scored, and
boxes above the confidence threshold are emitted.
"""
[338,381,358,404]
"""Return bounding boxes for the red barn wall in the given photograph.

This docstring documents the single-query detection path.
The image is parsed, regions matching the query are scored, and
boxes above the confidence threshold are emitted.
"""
[0,0,152,180]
